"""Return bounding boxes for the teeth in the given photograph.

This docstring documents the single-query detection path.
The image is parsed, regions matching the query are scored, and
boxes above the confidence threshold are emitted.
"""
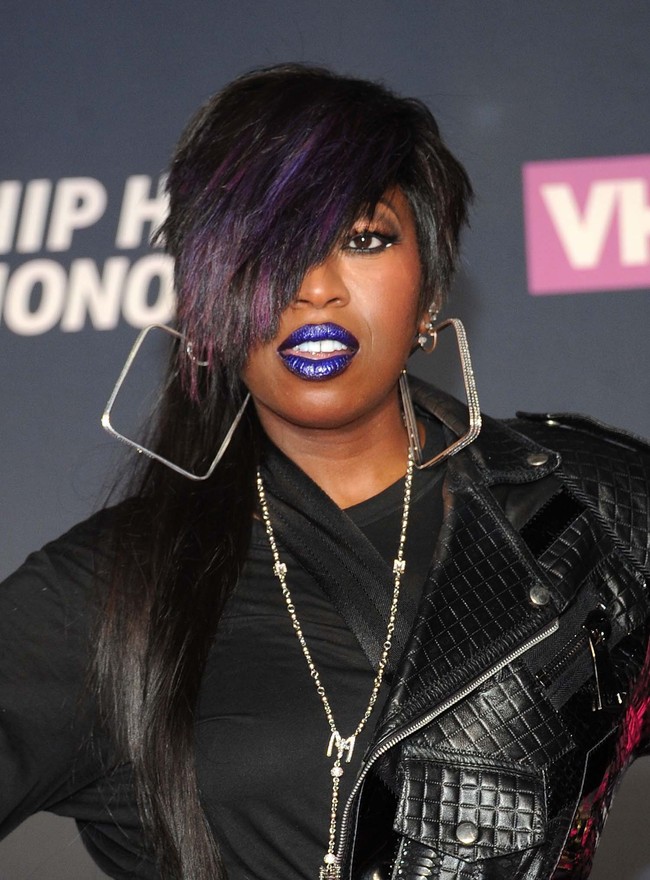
[293,340,348,353]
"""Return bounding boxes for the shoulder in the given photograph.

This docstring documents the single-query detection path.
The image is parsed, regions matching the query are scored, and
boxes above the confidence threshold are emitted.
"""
[411,374,650,569]
[505,411,650,571]
[412,375,650,493]
[0,504,127,629]
[508,410,650,459]
[506,410,650,495]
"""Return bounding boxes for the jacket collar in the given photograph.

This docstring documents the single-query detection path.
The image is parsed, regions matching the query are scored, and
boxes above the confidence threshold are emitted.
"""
[410,376,561,487]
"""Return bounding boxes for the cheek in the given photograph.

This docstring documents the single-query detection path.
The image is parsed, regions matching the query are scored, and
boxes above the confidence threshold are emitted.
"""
[240,346,274,397]
[370,272,421,346]
[241,346,299,411]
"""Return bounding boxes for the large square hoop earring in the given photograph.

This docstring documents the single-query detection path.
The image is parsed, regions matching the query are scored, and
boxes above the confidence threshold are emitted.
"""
[101,323,250,482]
[400,317,481,469]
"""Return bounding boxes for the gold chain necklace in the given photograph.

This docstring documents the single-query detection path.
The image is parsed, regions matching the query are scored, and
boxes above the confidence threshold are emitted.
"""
[256,450,415,879]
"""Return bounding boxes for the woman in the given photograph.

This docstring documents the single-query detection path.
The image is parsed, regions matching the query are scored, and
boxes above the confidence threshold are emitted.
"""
[1,64,649,880]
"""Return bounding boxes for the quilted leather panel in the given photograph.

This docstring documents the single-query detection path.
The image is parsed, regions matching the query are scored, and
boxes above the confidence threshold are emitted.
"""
[401,663,572,770]
[595,551,649,635]
[385,484,556,722]
[394,760,546,861]
[534,510,607,609]
[512,416,650,573]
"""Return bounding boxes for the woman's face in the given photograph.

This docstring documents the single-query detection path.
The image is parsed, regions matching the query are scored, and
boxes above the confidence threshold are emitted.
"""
[241,188,427,435]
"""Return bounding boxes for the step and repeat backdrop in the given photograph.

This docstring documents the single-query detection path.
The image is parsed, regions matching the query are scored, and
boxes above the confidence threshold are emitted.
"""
[1,2,649,878]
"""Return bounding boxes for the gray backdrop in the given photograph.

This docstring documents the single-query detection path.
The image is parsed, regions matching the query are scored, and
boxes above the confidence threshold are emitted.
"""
[1,2,649,878]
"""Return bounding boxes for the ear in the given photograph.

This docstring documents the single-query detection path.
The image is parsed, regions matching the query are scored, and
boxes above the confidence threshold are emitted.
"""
[417,297,439,334]
[417,309,432,335]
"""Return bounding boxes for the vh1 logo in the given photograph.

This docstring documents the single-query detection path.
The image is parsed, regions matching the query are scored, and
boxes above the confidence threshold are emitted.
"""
[523,155,650,295]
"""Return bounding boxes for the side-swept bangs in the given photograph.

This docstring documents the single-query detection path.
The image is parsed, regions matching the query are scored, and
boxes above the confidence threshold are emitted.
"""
[157,64,472,393]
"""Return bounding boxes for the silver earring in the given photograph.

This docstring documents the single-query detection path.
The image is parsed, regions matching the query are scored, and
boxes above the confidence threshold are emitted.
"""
[101,323,250,481]
[417,306,439,353]
[401,317,481,469]
[417,321,437,353]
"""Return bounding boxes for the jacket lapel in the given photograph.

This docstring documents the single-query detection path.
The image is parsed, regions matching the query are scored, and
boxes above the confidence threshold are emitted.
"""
[373,380,566,741]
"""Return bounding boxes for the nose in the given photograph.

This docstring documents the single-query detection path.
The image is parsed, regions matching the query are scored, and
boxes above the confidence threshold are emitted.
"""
[294,255,350,309]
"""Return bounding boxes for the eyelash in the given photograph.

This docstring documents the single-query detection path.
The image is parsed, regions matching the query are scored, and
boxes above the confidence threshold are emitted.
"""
[343,228,399,254]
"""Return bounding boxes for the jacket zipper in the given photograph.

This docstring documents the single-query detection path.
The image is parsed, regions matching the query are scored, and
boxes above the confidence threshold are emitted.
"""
[535,603,624,711]
[335,617,560,871]
[536,629,588,689]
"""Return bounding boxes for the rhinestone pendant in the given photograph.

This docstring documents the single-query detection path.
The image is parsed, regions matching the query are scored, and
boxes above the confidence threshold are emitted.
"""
[327,731,356,762]
[319,858,341,879]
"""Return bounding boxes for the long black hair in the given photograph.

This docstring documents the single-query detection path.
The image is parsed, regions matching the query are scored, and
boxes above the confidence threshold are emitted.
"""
[95,63,473,879]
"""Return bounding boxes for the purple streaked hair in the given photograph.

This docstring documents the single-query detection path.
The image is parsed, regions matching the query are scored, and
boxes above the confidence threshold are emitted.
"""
[100,65,474,880]
[156,63,473,398]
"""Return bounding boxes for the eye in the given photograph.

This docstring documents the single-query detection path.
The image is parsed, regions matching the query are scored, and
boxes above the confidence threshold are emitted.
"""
[344,230,398,253]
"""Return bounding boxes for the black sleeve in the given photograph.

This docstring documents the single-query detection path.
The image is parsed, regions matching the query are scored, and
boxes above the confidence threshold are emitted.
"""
[0,510,165,879]
[0,510,111,838]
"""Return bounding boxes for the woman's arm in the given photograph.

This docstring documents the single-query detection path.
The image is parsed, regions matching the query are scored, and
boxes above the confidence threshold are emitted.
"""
[0,512,109,837]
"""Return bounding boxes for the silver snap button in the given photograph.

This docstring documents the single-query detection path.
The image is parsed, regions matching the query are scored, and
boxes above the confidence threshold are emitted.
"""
[529,585,551,607]
[456,821,478,845]
[527,452,549,467]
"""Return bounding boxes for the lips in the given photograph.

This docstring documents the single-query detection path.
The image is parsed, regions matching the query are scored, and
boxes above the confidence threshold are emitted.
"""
[278,323,359,381]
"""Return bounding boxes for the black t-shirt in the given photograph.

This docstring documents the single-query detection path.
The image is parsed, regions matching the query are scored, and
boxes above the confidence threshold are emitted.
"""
[198,452,444,879]
[0,429,445,880]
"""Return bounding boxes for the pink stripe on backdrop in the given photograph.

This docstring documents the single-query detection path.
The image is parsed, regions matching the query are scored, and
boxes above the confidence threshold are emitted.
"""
[523,154,650,295]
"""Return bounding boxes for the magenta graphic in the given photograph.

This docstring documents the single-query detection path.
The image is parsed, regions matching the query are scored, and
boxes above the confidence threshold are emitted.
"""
[523,154,650,295]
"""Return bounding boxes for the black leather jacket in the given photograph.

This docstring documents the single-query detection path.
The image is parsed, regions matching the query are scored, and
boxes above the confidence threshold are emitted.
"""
[345,382,650,880]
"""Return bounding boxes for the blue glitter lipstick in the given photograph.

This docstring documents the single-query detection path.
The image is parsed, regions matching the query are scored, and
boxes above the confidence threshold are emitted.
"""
[278,323,359,380]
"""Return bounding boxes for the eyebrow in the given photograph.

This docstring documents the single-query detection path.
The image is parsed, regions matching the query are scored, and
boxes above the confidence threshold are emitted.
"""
[377,197,399,218]
[357,197,400,225]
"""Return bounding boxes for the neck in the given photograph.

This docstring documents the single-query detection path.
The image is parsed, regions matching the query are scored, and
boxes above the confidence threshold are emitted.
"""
[256,390,412,508]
